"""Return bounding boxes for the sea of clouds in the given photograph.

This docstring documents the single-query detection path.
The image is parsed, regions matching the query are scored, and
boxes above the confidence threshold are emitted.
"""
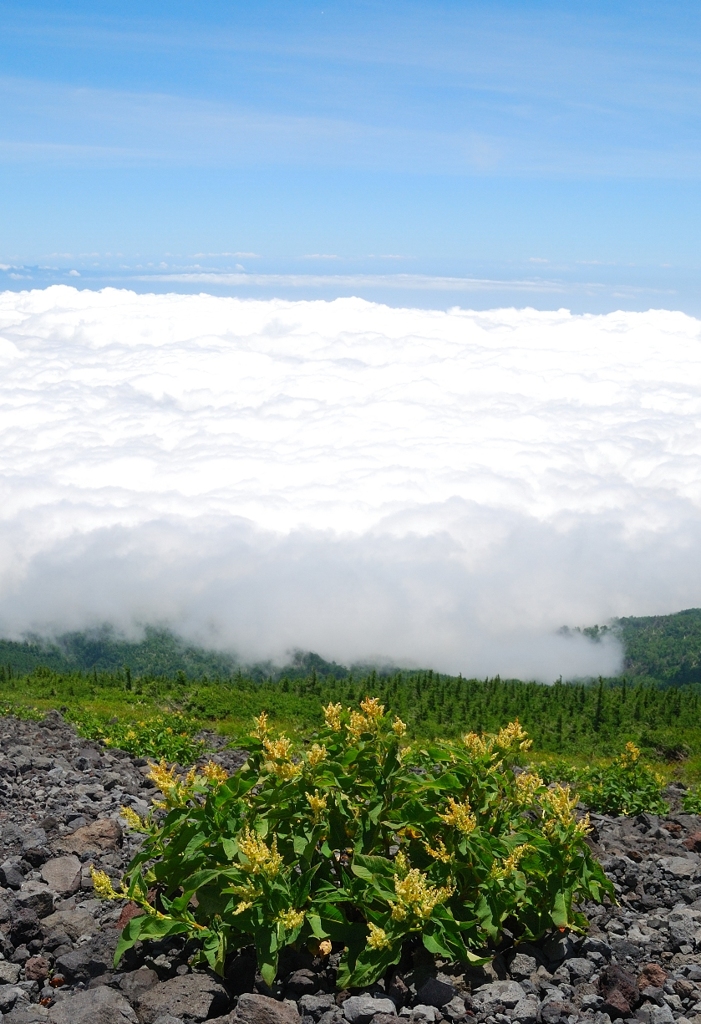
[2,287,701,678]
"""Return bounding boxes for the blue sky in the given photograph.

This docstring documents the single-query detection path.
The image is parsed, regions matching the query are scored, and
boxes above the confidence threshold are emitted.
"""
[1,0,700,312]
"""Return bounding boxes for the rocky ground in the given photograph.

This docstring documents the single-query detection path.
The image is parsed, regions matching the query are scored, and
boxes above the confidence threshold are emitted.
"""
[2,713,701,1024]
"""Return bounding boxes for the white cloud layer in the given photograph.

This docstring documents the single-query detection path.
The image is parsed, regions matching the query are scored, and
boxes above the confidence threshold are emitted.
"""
[3,287,701,677]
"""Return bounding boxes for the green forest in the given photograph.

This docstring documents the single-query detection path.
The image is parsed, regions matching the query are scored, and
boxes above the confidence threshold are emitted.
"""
[2,609,701,780]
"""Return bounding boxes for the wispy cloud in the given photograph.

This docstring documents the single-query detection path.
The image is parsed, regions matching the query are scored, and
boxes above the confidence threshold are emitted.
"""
[136,271,567,292]
[1,68,701,177]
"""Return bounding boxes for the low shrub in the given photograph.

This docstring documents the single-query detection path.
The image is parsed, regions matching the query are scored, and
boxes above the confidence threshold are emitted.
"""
[68,709,205,762]
[682,786,701,814]
[0,701,43,721]
[100,699,613,988]
[558,743,668,816]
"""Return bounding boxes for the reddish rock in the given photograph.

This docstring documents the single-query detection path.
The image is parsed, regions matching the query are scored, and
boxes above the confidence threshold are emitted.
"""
[638,963,668,989]
[116,901,143,930]
[599,964,640,1019]
[58,818,122,855]
[24,955,50,982]
[683,831,701,852]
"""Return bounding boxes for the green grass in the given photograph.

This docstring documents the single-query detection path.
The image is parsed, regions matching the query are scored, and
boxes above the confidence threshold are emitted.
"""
[1,664,701,788]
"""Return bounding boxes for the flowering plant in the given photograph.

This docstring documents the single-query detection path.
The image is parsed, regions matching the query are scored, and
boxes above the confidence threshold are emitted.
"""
[109,699,613,987]
[570,743,668,816]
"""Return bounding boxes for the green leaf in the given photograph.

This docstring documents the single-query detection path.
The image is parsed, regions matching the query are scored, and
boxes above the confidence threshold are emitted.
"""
[551,890,569,929]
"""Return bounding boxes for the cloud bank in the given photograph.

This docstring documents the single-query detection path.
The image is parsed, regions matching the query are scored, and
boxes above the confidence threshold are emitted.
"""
[3,288,701,677]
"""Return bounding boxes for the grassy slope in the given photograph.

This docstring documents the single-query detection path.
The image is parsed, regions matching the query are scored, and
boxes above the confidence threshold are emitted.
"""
[1,610,701,778]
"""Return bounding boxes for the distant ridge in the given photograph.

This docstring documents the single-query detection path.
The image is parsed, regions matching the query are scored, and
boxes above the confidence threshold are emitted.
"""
[0,627,353,682]
[2,608,701,685]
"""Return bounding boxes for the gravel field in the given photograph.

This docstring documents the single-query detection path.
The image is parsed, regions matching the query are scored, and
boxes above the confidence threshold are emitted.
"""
[2,712,701,1024]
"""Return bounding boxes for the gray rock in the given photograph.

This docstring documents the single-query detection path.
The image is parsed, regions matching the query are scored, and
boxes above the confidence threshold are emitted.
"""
[509,954,537,980]
[153,1017,186,1024]
[298,995,336,1019]
[566,958,595,980]
[54,947,107,982]
[317,1010,344,1024]
[416,976,456,1009]
[21,831,47,855]
[285,971,319,997]
[668,907,701,949]
[118,967,160,999]
[0,986,25,1013]
[635,1005,676,1024]
[541,933,574,963]
[235,993,302,1024]
[473,981,525,1009]
[2,1005,48,1024]
[46,985,137,1024]
[0,961,21,984]
[0,860,24,890]
[539,997,573,1024]
[137,973,229,1024]
[410,1008,435,1023]
[660,857,698,878]
[343,995,396,1023]
[41,907,96,940]
[510,996,539,1024]
[14,885,54,919]
[40,856,81,895]
[440,997,467,1021]
[582,937,612,958]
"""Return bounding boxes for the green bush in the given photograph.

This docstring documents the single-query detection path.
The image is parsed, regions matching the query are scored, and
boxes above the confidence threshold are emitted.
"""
[682,786,701,814]
[100,700,613,988]
[565,743,668,816]
[68,709,205,762]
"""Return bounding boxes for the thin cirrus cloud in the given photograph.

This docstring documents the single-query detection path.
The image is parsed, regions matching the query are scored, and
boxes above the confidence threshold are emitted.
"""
[2,286,701,677]
[1,62,701,178]
[138,272,567,293]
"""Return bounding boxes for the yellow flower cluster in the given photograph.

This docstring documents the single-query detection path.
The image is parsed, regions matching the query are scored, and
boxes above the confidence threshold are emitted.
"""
[307,743,327,767]
[263,735,294,760]
[439,797,477,834]
[423,837,451,862]
[90,867,120,900]
[233,900,253,915]
[262,734,302,780]
[147,759,178,793]
[541,783,589,837]
[323,702,342,730]
[503,843,533,872]
[307,791,328,821]
[496,720,532,752]
[360,696,385,721]
[491,843,533,879]
[317,939,332,957]
[514,771,543,805]
[620,741,641,764]
[253,711,269,739]
[237,827,283,877]
[462,732,489,756]
[120,805,147,832]
[392,717,407,737]
[391,867,454,922]
[278,908,305,930]
[348,711,371,741]
[202,761,229,785]
[273,761,303,781]
[366,922,392,950]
